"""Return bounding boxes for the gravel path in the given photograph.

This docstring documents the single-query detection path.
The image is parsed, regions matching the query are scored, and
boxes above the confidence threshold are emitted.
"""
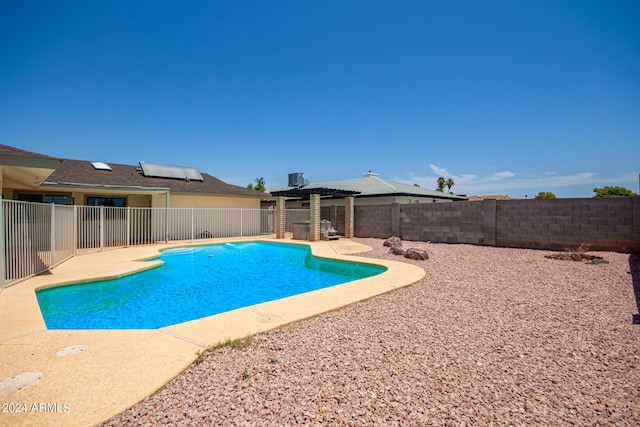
[103,239,640,426]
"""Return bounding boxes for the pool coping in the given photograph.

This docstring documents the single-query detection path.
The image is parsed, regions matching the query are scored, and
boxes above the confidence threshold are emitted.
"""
[0,237,425,426]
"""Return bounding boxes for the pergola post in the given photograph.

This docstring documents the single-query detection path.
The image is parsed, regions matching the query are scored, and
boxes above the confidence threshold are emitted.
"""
[275,196,286,239]
[309,194,320,241]
[344,196,354,238]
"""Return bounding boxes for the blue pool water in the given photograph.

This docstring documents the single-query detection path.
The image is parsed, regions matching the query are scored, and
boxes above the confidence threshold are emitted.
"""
[36,242,386,330]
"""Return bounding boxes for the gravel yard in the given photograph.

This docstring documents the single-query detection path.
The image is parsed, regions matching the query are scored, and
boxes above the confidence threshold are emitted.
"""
[103,238,640,426]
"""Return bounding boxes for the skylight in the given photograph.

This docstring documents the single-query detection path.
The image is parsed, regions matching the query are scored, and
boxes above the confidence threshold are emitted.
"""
[91,162,112,171]
[139,161,203,181]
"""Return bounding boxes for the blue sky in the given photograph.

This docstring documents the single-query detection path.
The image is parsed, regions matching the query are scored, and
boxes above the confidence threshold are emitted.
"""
[1,1,638,198]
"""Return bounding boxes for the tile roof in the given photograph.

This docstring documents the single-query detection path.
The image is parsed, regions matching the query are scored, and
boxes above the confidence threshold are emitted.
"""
[45,159,269,199]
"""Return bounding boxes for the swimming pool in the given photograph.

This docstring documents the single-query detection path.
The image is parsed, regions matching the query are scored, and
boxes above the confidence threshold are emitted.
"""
[36,242,386,330]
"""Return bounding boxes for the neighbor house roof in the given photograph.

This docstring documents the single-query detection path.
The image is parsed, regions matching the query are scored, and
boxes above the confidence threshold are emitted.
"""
[467,195,516,201]
[43,159,269,199]
[270,173,466,200]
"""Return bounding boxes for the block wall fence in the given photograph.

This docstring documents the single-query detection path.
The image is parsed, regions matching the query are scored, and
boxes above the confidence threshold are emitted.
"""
[323,197,640,253]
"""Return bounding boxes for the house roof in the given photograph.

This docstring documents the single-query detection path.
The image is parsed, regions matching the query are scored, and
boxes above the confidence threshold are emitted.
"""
[0,144,61,188]
[270,173,467,200]
[467,195,517,201]
[0,144,59,161]
[43,159,269,199]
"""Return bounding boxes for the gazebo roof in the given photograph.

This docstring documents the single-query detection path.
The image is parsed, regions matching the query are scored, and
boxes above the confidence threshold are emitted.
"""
[269,187,360,199]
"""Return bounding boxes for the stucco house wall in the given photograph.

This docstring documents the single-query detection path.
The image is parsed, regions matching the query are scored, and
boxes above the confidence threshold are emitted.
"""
[167,195,261,209]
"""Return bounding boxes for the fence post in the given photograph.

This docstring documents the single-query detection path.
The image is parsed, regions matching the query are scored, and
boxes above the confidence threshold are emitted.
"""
[126,206,131,247]
[73,205,78,255]
[100,205,105,251]
[51,203,56,266]
[240,209,243,237]
[165,209,169,243]
[0,197,5,291]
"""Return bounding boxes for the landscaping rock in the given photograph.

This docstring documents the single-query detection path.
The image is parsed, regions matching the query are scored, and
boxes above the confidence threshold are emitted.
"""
[586,258,610,265]
[404,248,429,260]
[103,238,639,427]
[383,236,402,247]
[389,246,405,255]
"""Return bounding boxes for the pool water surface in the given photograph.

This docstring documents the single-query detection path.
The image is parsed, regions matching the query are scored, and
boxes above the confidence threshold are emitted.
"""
[36,242,386,329]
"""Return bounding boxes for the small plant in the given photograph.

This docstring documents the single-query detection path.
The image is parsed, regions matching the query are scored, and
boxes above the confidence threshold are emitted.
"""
[545,241,603,262]
[570,242,591,261]
[242,368,250,380]
[194,349,206,365]
[193,336,253,366]
[212,336,253,350]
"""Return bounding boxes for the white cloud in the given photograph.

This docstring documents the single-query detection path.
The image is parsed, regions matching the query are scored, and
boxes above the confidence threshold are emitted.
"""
[488,171,516,181]
[428,164,451,177]
[396,165,638,197]
[427,164,477,183]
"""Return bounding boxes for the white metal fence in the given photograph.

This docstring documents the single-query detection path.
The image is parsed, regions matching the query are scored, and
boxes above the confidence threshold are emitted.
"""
[1,200,276,289]
[2,200,76,287]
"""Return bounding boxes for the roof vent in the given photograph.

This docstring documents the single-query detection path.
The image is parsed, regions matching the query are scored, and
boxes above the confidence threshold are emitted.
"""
[362,170,378,178]
[91,162,112,171]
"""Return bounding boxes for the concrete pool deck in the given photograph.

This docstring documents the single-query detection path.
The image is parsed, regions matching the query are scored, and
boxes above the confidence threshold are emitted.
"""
[0,237,425,427]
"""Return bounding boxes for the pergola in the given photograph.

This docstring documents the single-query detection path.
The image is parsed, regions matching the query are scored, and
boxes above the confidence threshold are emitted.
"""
[270,187,360,241]
[270,187,360,199]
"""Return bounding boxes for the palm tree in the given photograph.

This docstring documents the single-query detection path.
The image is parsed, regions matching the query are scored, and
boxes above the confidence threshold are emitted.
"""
[253,177,266,192]
[436,177,445,192]
[446,178,454,193]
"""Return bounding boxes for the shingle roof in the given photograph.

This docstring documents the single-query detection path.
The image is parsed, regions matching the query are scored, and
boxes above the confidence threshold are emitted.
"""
[46,159,269,199]
[0,144,60,160]
[271,175,466,200]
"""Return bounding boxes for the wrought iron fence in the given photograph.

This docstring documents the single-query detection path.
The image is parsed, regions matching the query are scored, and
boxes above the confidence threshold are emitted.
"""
[1,200,276,289]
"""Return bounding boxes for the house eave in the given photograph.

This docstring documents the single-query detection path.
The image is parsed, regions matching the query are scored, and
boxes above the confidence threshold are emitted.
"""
[40,182,171,193]
[0,155,61,170]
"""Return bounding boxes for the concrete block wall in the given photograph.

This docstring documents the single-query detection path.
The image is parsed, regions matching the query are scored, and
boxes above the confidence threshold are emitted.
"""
[352,197,640,253]
[634,196,640,247]
[353,204,394,238]
[399,202,485,244]
[495,197,639,252]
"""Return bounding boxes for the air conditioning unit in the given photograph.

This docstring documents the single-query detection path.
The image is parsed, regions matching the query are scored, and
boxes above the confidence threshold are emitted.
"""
[288,173,305,187]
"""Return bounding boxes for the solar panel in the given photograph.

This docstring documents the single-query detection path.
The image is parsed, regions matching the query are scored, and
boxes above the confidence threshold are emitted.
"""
[139,161,203,181]
[91,161,112,171]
